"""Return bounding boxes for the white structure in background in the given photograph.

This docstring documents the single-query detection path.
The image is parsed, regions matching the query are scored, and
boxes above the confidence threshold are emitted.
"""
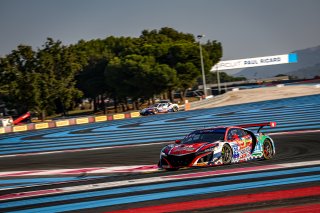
[210,53,298,94]
[211,53,298,71]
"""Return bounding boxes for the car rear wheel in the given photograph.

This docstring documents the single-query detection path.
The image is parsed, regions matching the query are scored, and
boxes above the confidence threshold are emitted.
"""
[263,139,274,160]
[165,168,179,171]
[173,106,178,112]
[221,144,233,164]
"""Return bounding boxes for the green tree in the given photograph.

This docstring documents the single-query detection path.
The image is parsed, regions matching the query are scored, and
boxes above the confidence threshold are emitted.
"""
[105,54,177,111]
[140,28,223,100]
[35,38,83,119]
[0,45,38,114]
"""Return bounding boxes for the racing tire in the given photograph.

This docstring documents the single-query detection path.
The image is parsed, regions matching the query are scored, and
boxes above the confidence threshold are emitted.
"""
[158,160,179,171]
[165,168,179,171]
[263,139,274,160]
[173,106,178,112]
[221,144,233,164]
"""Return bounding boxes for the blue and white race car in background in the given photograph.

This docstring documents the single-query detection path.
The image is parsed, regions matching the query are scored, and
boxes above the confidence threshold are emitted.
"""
[140,101,179,116]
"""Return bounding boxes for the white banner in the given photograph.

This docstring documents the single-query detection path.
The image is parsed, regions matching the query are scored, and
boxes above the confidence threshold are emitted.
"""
[210,53,297,71]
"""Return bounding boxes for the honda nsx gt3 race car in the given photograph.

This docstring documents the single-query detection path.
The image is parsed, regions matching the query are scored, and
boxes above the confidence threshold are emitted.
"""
[158,122,276,170]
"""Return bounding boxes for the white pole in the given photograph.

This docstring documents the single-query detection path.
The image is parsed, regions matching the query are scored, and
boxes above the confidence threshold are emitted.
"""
[198,35,207,98]
[216,66,221,94]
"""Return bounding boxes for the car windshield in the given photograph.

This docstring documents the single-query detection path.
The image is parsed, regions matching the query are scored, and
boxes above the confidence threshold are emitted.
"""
[151,104,160,108]
[182,128,226,144]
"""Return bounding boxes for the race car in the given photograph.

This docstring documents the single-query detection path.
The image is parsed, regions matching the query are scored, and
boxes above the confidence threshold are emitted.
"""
[140,101,179,116]
[158,122,276,170]
[139,106,157,116]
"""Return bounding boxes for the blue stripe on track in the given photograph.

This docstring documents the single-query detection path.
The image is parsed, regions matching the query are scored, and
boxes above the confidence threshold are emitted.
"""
[8,174,320,213]
[2,166,320,209]
[1,95,320,156]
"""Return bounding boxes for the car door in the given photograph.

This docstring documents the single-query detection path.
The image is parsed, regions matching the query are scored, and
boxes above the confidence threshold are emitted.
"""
[227,128,252,149]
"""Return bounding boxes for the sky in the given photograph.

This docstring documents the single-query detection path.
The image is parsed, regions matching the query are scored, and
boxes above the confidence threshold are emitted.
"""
[1,0,320,62]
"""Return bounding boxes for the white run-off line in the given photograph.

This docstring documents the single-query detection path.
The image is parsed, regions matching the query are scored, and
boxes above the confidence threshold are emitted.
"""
[0,165,158,177]
[1,160,320,201]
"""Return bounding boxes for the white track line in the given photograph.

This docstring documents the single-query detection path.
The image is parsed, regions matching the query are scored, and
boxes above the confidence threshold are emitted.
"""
[1,129,320,159]
[1,160,320,201]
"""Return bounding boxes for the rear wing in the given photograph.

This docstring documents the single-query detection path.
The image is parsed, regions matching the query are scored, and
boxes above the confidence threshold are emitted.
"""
[237,122,276,133]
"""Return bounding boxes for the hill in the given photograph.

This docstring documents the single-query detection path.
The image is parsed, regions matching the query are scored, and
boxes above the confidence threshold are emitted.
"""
[286,63,320,79]
[233,45,320,79]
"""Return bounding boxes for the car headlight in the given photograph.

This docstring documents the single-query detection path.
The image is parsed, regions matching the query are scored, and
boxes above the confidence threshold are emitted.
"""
[161,145,174,157]
[161,152,167,157]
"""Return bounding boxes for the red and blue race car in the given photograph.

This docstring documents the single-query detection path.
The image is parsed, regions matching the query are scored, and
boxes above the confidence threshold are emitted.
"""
[158,122,276,170]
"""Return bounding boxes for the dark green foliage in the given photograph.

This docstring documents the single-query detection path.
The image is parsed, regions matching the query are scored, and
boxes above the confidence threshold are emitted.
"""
[0,27,243,116]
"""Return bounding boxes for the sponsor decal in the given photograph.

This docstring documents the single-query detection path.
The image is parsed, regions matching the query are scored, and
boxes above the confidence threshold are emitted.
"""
[113,114,125,120]
[95,116,107,122]
[35,123,49,129]
[211,53,297,71]
[56,120,69,127]
[13,125,27,132]
[76,118,89,124]
[130,112,140,118]
[175,146,195,152]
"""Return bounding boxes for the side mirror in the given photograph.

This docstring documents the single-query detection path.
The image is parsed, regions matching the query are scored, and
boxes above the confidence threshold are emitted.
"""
[175,139,181,144]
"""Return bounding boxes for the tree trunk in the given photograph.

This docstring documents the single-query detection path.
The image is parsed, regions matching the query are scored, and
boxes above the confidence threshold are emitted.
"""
[93,96,98,112]
[135,101,140,110]
[41,110,46,121]
[168,90,174,102]
[125,99,130,111]
[101,95,106,115]
[180,90,186,102]
[114,98,118,113]
[121,103,125,112]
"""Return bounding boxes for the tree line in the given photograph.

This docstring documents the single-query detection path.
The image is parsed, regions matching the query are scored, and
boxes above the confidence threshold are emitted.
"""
[0,27,245,119]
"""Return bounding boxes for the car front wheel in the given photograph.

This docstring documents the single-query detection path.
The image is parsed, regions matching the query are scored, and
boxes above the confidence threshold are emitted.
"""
[221,144,233,164]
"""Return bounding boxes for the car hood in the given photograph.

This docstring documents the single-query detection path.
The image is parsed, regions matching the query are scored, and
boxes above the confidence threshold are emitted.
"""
[169,142,207,155]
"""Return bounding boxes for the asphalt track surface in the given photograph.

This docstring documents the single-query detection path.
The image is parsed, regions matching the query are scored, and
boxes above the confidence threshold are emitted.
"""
[0,94,320,212]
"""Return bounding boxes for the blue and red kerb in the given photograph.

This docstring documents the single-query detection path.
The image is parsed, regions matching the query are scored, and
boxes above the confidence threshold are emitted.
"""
[107,186,320,213]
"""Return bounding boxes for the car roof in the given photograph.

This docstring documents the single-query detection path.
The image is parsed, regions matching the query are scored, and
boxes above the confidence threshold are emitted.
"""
[192,127,227,134]
[192,126,247,132]
[158,100,170,103]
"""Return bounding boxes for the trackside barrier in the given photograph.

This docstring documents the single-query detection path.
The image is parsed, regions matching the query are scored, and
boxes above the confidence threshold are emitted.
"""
[0,94,230,134]
[95,116,107,122]
[0,111,141,134]
[35,123,49,130]
[75,117,89,125]
[113,114,125,120]
[130,112,140,118]
[13,125,28,132]
[56,120,70,127]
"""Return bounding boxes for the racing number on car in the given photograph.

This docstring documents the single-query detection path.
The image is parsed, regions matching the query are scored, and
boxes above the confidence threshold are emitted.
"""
[228,128,252,149]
